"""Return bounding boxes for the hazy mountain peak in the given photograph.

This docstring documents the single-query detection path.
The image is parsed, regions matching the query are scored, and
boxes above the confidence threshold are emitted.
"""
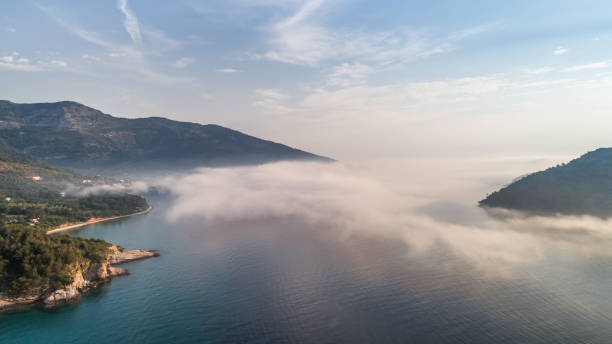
[0,100,331,174]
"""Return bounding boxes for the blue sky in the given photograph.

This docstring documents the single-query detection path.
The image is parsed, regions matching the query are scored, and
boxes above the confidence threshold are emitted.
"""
[2,0,612,160]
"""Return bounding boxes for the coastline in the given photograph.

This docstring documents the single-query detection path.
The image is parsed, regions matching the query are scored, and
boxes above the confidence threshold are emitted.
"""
[46,206,153,235]
[1,245,160,312]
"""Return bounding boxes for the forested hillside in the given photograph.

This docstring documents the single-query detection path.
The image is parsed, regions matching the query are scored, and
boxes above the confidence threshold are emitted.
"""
[0,226,111,296]
[0,147,149,298]
[481,148,612,217]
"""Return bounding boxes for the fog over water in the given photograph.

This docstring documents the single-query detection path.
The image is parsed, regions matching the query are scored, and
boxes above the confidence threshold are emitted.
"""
[146,158,612,276]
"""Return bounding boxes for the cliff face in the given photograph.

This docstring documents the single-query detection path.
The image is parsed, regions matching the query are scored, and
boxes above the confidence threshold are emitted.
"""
[1,245,158,311]
[43,250,129,305]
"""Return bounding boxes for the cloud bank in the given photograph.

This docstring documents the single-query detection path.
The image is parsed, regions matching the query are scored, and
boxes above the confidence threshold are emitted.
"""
[144,160,612,276]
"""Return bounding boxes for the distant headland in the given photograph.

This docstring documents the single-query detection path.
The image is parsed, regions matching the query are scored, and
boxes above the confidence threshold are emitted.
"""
[480,148,612,217]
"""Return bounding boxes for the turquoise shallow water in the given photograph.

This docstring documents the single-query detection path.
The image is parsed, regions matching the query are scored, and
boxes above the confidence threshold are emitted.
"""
[3,196,612,343]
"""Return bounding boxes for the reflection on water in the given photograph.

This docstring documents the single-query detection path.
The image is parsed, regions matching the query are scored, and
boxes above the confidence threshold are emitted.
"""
[2,195,612,343]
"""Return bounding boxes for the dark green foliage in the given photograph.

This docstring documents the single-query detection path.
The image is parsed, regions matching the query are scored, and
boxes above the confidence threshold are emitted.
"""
[0,146,44,166]
[480,148,612,217]
[0,145,149,297]
[75,194,149,219]
[0,146,149,230]
[0,100,330,174]
[2,194,149,230]
[0,225,111,296]
[0,146,148,229]
[0,145,107,200]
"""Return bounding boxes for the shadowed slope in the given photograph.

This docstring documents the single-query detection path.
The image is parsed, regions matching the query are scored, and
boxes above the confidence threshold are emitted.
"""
[480,148,612,217]
[0,100,332,174]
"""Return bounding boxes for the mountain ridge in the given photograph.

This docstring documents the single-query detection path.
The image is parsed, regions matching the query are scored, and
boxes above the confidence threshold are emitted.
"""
[0,100,331,174]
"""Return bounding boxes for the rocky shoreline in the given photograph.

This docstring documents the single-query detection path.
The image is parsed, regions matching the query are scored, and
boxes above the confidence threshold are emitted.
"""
[0,245,159,312]
[109,246,160,264]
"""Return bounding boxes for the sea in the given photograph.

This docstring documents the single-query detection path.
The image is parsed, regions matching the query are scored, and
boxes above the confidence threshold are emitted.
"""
[2,194,612,343]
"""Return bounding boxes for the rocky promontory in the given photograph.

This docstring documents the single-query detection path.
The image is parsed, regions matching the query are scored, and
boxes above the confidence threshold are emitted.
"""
[0,245,159,311]
[109,246,160,264]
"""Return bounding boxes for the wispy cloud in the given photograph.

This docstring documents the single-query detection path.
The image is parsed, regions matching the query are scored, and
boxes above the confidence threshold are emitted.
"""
[257,66,612,125]
[141,27,181,51]
[252,74,512,118]
[253,88,293,114]
[258,69,599,120]
[6,27,16,33]
[300,75,507,115]
[0,53,37,71]
[261,25,443,67]
[448,22,498,41]
[327,62,372,87]
[175,57,195,68]
[215,68,240,73]
[34,2,187,84]
[255,88,288,100]
[553,46,568,55]
[0,52,67,72]
[276,0,324,28]
[565,61,608,72]
[509,78,574,91]
[522,67,555,74]
[256,0,492,68]
[81,54,100,61]
[0,59,41,72]
[51,60,68,67]
[34,3,137,55]
[117,0,142,44]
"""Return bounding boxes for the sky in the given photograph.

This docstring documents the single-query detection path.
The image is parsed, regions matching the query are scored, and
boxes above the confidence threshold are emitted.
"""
[2,0,612,161]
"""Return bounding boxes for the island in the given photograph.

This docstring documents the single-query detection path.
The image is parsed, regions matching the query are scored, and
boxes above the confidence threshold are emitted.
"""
[480,148,612,217]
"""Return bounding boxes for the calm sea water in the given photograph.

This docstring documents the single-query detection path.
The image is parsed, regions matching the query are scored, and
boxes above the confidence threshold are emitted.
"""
[2,196,612,343]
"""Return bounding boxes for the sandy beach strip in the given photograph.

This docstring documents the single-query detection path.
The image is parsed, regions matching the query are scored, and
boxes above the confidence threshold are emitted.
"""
[46,206,153,235]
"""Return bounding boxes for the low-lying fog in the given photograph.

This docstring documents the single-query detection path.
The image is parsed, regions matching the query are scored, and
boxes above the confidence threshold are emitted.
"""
[99,156,612,278]
[58,157,612,341]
